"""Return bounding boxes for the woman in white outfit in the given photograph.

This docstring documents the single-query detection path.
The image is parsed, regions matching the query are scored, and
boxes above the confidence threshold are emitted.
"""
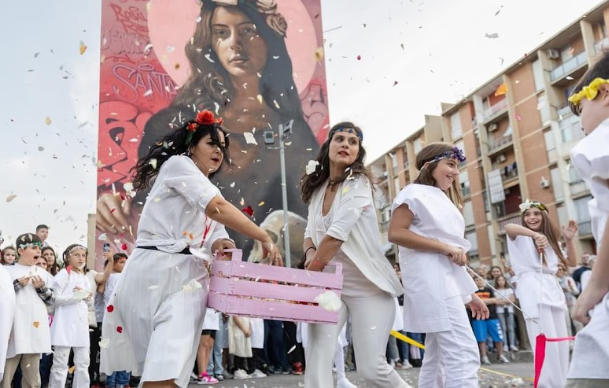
[0,265,15,382]
[389,142,489,388]
[49,244,93,388]
[100,110,281,388]
[301,122,409,388]
[505,200,578,388]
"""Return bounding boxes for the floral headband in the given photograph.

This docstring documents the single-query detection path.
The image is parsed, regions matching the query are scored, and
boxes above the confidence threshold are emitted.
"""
[68,245,87,254]
[519,199,546,214]
[423,147,466,168]
[18,242,42,249]
[568,78,609,107]
[329,127,363,141]
[185,110,224,145]
[211,0,287,37]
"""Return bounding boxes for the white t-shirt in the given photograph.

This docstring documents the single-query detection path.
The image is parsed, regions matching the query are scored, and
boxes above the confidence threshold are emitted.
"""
[104,272,122,308]
[202,308,219,331]
[495,287,515,314]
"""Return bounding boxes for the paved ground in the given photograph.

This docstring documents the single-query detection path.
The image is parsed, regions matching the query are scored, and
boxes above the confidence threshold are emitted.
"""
[188,361,534,387]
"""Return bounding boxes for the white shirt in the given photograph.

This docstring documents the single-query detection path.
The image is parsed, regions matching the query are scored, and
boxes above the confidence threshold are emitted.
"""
[202,308,219,331]
[0,266,16,381]
[495,287,515,314]
[250,318,265,349]
[304,176,402,297]
[5,264,53,357]
[104,272,122,308]
[50,269,91,347]
[392,183,477,333]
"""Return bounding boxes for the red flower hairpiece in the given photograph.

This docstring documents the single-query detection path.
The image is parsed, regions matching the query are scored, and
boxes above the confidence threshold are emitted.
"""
[195,110,223,126]
[187,123,198,132]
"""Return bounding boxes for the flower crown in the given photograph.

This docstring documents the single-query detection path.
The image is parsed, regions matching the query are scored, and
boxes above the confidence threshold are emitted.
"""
[18,242,42,250]
[519,199,546,214]
[185,110,224,144]
[211,0,288,37]
[568,78,609,107]
[425,146,466,166]
[329,126,363,141]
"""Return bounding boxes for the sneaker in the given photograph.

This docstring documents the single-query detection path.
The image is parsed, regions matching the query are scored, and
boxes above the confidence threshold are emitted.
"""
[400,360,413,369]
[197,374,218,385]
[250,369,267,378]
[292,362,304,375]
[509,345,519,352]
[337,378,358,388]
[281,368,291,375]
[214,373,224,381]
[234,369,250,380]
[389,359,396,368]
[221,370,233,380]
[190,372,198,382]
[481,356,491,365]
[498,354,511,363]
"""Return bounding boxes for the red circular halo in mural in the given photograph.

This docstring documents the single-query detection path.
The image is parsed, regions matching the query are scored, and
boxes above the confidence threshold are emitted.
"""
[147,0,318,94]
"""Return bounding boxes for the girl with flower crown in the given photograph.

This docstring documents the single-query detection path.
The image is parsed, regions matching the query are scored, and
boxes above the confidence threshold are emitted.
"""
[504,200,578,387]
[49,244,93,388]
[564,52,609,388]
[100,110,281,388]
[388,142,489,388]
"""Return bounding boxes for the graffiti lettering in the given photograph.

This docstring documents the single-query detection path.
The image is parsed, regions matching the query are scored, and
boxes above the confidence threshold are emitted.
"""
[112,63,178,101]
[110,4,148,35]
[102,28,151,56]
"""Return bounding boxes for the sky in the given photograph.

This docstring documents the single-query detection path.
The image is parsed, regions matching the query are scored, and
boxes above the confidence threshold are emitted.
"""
[0,0,603,252]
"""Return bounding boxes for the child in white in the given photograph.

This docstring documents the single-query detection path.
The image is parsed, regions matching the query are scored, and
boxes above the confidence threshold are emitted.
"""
[505,201,578,388]
[389,143,488,388]
[228,316,252,379]
[2,234,54,388]
[49,244,92,388]
[565,68,609,387]
[248,318,267,378]
[494,275,518,351]
[0,265,15,382]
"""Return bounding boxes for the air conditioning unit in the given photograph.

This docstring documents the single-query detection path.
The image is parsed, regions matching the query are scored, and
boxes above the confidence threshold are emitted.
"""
[497,154,507,163]
[547,49,560,59]
[540,176,550,188]
[488,123,499,132]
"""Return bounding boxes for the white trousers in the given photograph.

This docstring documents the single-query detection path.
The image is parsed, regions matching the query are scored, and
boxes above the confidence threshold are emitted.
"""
[525,305,569,388]
[305,291,409,388]
[49,346,90,388]
[418,295,480,388]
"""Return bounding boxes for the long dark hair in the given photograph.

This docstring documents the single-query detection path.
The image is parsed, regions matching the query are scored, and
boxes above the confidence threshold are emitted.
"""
[300,122,374,204]
[520,202,568,269]
[173,0,305,125]
[413,142,463,208]
[132,120,230,190]
[41,246,60,276]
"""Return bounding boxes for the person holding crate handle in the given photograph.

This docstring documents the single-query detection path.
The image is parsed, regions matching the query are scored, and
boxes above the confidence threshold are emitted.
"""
[100,110,281,388]
[300,122,410,388]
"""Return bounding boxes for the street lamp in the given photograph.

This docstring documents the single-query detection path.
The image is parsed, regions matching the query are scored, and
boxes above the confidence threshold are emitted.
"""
[263,120,293,268]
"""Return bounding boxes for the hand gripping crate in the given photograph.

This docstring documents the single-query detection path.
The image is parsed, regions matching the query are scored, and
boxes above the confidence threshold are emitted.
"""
[207,249,343,324]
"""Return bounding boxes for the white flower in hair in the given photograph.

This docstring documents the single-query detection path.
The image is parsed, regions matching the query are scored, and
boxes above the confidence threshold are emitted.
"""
[519,199,546,213]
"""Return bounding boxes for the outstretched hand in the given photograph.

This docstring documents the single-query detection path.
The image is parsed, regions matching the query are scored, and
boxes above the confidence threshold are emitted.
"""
[561,220,578,241]
[262,242,283,267]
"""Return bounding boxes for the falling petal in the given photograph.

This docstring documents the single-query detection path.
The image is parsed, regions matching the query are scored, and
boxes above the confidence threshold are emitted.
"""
[314,47,324,61]
[256,94,263,104]
[45,117,52,125]
[33,321,40,328]
[79,41,87,55]
[244,132,258,145]
[258,201,265,206]
[6,194,17,202]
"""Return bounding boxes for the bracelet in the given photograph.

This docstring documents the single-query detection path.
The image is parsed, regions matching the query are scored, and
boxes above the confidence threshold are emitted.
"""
[304,246,316,256]
[222,238,236,245]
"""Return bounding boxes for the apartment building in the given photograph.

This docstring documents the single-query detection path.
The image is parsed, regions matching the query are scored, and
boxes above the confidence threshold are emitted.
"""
[371,2,608,266]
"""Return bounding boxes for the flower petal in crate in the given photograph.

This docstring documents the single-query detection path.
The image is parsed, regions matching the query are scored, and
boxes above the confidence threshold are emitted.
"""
[314,290,341,312]
[183,279,203,292]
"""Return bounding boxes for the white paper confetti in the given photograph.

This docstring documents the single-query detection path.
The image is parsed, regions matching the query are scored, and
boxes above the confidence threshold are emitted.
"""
[243,132,258,145]
[305,160,319,175]
[314,291,341,312]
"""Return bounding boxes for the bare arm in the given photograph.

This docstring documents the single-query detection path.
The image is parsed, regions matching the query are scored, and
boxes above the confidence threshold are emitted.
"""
[233,316,250,336]
[388,204,467,266]
[562,220,579,268]
[504,223,537,241]
[94,251,114,284]
[305,235,343,271]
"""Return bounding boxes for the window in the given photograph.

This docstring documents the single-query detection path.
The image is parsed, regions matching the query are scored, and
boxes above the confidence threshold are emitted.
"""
[574,196,593,235]
[532,60,545,91]
[459,170,470,196]
[466,231,479,258]
[550,167,564,201]
[482,190,490,213]
[394,177,400,197]
[538,94,550,123]
[544,129,557,163]
[463,201,475,226]
[450,113,462,140]
[414,138,422,154]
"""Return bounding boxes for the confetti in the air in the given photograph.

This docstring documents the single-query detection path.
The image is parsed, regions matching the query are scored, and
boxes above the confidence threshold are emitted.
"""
[357,55,361,60]
[258,201,265,206]
[305,160,319,175]
[32,321,40,328]
[314,47,324,61]
[45,117,52,125]
[116,326,123,333]
[79,41,88,55]
[485,33,499,39]
[244,132,258,145]
[6,194,17,203]
[107,305,114,313]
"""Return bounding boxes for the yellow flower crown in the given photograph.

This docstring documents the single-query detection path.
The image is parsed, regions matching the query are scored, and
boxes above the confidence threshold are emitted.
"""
[568,77,609,106]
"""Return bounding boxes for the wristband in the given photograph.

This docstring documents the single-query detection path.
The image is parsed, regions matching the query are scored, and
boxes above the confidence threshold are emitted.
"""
[304,246,316,257]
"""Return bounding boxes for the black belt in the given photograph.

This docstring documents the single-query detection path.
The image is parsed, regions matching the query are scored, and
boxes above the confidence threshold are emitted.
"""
[137,246,191,255]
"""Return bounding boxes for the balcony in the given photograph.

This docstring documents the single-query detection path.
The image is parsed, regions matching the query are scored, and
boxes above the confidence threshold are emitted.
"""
[557,105,572,120]
[498,213,522,234]
[500,162,518,182]
[483,99,509,123]
[578,221,592,236]
[488,134,514,155]
[550,51,588,85]
[560,114,584,143]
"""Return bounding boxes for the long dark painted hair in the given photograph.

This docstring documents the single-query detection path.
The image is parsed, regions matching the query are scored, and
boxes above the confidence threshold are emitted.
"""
[131,120,231,190]
[300,122,374,204]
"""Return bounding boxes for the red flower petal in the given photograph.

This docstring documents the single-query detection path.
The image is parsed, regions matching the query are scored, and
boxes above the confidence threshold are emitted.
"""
[121,243,127,250]
[116,326,123,333]
[357,55,361,60]
[107,305,114,313]
[242,206,254,217]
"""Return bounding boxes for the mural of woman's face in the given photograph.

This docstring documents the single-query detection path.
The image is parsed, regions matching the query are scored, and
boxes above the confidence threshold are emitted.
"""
[211,6,269,79]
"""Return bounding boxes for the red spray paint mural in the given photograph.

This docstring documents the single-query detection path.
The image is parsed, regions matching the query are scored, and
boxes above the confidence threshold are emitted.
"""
[96,0,330,268]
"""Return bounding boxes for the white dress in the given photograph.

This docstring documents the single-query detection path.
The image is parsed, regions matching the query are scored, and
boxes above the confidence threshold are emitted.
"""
[50,269,91,347]
[228,317,252,358]
[5,264,54,357]
[568,119,609,380]
[0,265,16,381]
[391,183,477,333]
[100,155,229,388]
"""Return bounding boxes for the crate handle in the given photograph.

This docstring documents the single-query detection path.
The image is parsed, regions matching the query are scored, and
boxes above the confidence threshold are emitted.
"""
[214,248,243,262]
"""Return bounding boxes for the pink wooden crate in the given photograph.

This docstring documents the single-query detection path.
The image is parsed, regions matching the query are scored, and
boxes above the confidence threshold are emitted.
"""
[208,249,343,324]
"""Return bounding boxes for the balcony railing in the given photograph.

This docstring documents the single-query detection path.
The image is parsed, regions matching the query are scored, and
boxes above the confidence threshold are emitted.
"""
[499,214,522,233]
[500,162,518,182]
[550,51,588,82]
[483,99,509,121]
[578,221,592,236]
[560,114,584,143]
[488,134,513,153]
